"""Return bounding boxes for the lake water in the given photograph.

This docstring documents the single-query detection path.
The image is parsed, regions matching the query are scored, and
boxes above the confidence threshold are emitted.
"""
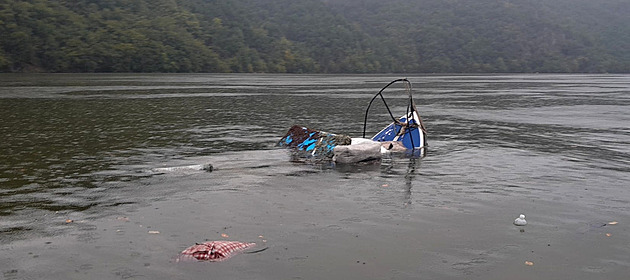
[1,74,629,279]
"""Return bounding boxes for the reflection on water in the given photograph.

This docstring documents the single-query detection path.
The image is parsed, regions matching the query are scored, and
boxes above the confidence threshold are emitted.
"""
[1,73,629,245]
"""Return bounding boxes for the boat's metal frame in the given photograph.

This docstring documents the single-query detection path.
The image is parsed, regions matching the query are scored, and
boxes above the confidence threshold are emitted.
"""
[362,79,427,150]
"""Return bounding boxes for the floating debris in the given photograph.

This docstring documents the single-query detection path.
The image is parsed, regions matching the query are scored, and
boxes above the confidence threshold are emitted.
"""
[333,138,382,163]
[221,233,229,238]
[608,221,618,225]
[202,163,213,172]
[65,219,73,224]
[525,261,534,266]
[177,241,256,262]
[279,125,351,159]
[148,230,160,234]
[153,163,214,173]
[514,214,527,226]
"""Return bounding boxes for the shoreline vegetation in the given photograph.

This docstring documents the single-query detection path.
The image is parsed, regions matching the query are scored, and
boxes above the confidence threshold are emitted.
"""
[1,0,629,74]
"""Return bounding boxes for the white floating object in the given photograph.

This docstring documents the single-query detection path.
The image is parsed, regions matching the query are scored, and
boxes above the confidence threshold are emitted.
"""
[332,138,382,163]
[152,163,213,173]
[514,214,527,226]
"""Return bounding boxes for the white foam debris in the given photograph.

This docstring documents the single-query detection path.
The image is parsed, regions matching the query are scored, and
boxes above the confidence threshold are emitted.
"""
[514,214,527,226]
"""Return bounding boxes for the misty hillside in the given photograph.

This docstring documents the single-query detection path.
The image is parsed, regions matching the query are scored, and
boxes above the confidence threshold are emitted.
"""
[1,0,628,73]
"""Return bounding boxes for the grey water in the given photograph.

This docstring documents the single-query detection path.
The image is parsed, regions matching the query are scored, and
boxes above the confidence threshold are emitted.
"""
[1,74,629,279]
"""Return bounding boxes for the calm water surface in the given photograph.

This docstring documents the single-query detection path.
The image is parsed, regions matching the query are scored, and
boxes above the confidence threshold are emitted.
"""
[1,74,629,279]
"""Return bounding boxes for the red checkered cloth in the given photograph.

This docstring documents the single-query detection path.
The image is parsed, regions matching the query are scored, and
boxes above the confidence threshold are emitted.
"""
[178,241,256,262]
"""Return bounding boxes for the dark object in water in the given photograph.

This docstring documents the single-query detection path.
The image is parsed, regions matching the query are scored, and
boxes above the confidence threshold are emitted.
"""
[177,241,256,262]
[202,164,213,172]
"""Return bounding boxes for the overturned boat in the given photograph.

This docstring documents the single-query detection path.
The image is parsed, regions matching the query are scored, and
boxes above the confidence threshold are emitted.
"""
[279,79,427,163]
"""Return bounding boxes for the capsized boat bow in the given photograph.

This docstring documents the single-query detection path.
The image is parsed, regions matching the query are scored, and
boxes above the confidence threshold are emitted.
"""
[363,78,427,151]
[279,79,427,162]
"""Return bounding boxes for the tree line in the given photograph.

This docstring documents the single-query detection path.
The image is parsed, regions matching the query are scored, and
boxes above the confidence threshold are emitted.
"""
[1,0,628,73]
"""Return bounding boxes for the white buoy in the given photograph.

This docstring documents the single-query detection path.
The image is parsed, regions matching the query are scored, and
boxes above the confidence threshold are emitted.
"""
[514,214,527,226]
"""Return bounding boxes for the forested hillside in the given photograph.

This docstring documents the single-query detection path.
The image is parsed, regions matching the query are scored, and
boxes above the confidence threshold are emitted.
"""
[1,0,628,73]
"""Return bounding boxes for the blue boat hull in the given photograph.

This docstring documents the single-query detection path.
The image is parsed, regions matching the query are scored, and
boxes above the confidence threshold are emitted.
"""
[371,112,425,150]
